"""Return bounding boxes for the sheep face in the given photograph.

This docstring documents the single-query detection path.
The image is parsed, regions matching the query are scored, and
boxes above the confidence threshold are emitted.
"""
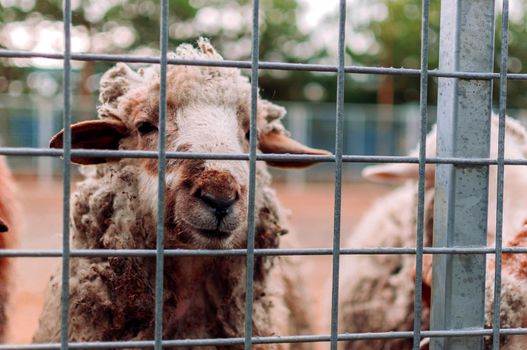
[110,81,255,249]
[49,39,329,249]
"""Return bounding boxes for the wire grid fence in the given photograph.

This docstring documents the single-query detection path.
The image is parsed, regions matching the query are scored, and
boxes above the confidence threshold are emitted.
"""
[0,0,527,349]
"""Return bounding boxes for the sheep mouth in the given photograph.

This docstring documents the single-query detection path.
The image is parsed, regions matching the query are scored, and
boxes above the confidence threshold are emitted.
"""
[198,229,232,240]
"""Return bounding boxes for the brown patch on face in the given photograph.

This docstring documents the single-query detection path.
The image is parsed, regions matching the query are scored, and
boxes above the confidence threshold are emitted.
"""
[164,143,193,174]
[122,94,147,122]
[122,91,161,131]
[141,159,158,176]
[164,185,178,232]
[191,169,241,201]
[177,159,205,187]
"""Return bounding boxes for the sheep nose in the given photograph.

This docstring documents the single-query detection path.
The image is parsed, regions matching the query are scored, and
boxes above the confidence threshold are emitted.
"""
[199,192,238,219]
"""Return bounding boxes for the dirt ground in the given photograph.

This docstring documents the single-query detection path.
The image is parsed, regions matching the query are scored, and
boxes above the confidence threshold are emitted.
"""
[3,176,392,345]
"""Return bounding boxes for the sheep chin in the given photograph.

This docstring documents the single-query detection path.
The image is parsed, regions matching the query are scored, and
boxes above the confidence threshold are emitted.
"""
[180,217,236,241]
[190,229,240,249]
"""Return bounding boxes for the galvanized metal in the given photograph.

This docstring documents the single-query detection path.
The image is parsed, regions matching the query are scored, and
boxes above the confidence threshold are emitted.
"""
[3,246,527,259]
[431,1,496,349]
[59,1,72,349]
[243,0,261,349]
[4,48,527,80]
[491,0,509,349]
[3,328,527,350]
[329,1,347,350]
[153,1,169,349]
[0,0,525,348]
[412,0,431,347]
[7,146,527,166]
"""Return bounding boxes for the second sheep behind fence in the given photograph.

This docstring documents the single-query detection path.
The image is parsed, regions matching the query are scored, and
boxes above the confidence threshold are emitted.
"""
[335,115,527,350]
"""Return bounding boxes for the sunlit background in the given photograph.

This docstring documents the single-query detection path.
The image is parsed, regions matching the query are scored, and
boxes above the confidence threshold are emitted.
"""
[1,0,527,345]
[3,0,527,179]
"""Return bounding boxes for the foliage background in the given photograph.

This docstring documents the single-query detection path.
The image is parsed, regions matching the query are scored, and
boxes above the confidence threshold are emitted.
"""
[1,0,526,107]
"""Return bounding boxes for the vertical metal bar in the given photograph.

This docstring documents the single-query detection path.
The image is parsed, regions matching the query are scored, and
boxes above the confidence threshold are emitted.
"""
[431,1,495,349]
[412,0,431,348]
[60,0,72,349]
[492,0,509,348]
[154,0,169,349]
[329,1,346,350]
[244,0,260,349]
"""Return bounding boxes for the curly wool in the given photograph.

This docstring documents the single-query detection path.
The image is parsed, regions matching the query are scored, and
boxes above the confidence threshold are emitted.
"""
[33,39,313,349]
[33,163,312,349]
[336,116,527,350]
[336,183,434,350]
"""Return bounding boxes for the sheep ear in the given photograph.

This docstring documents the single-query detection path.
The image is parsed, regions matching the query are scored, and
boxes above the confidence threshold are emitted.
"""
[256,99,330,168]
[0,217,7,233]
[362,163,435,183]
[259,130,331,169]
[49,119,128,165]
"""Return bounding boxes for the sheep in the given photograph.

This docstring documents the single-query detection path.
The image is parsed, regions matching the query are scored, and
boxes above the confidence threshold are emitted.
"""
[482,227,527,350]
[419,226,527,349]
[32,38,328,349]
[0,156,19,342]
[335,116,527,350]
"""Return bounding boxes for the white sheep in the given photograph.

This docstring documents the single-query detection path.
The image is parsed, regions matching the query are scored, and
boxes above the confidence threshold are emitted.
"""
[33,39,328,348]
[335,116,527,350]
[419,226,527,349]
[0,156,19,342]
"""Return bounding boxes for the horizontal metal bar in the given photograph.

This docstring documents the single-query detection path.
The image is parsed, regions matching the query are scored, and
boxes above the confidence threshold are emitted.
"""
[2,49,527,80]
[4,147,527,166]
[3,328,527,350]
[2,247,527,258]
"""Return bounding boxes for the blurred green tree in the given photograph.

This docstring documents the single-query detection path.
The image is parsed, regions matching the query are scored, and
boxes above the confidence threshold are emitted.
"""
[344,0,527,109]
[343,0,441,105]
[497,1,527,109]
[0,0,329,102]
[2,0,526,107]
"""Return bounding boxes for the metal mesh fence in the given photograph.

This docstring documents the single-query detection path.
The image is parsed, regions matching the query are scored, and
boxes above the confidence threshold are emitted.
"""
[0,0,526,349]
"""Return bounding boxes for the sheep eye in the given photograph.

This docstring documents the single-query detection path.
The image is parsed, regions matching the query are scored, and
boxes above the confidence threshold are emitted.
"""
[245,130,251,141]
[137,121,158,135]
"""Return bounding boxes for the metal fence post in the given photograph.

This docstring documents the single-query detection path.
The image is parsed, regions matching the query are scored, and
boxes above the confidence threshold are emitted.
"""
[430,1,495,349]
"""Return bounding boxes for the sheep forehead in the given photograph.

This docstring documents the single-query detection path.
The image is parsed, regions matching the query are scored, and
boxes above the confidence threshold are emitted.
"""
[167,39,251,99]
[167,40,251,108]
[165,66,251,108]
[176,103,240,139]
[100,40,254,127]
[109,67,251,128]
[172,103,249,182]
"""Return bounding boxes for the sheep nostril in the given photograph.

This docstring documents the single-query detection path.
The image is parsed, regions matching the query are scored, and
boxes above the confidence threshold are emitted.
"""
[199,193,237,219]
